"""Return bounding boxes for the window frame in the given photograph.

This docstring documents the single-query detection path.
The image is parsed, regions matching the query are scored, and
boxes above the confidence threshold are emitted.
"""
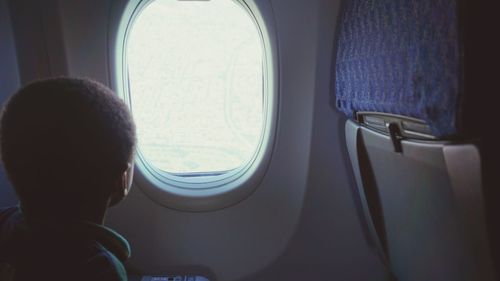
[114,0,278,211]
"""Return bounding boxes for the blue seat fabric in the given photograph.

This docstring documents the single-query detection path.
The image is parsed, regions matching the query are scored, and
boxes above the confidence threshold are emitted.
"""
[334,0,461,137]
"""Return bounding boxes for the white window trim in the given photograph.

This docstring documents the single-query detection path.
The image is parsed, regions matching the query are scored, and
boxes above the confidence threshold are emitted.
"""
[112,0,278,211]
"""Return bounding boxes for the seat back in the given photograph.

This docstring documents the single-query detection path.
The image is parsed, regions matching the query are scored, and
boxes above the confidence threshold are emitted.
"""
[334,0,496,280]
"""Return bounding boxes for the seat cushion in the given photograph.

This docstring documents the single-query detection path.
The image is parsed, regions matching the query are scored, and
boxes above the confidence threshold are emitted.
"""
[334,0,462,138]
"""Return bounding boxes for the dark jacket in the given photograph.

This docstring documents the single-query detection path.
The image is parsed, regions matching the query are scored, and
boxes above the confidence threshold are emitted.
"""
[0,206,130,281]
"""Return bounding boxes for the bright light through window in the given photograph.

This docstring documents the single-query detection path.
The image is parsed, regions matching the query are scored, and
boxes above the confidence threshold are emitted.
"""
[127,0,264,175]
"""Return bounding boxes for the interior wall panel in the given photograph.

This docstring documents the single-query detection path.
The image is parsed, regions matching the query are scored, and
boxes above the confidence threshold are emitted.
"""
[0,0,389,279]
[0,0,20,207]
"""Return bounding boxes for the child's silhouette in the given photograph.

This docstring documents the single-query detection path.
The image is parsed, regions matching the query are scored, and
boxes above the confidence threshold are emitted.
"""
[0,77,136,281]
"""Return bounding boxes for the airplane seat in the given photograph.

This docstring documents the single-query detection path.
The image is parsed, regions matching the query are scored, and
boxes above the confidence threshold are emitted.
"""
[333,0,496,280]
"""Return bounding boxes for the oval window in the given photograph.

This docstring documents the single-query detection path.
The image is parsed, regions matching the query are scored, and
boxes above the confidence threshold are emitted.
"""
[126,0,265,176]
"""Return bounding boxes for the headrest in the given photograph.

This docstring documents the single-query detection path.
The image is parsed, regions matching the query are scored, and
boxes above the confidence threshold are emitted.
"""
[334,0,462,138]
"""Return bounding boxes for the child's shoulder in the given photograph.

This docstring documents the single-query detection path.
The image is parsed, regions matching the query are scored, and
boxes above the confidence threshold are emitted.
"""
[0,206,20,224]
[82,244,129,281]
[0,206,24,246]
[0,206,129,281]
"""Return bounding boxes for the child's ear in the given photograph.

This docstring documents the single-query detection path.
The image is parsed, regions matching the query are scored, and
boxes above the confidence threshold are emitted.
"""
[122,162,134,196]
[108,163,134,207]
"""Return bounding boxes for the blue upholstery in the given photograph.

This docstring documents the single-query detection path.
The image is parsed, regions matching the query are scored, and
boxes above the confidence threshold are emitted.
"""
[334,0,461,137]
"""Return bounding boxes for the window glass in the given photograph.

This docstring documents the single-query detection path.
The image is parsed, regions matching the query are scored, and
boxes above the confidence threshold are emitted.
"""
[127,0,264,175]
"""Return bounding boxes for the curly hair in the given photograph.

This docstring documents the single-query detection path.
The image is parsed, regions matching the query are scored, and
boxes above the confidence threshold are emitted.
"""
[0,77,136,214]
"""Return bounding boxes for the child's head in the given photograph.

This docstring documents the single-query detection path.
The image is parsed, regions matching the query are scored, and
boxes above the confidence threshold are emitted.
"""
[0,77,136,221]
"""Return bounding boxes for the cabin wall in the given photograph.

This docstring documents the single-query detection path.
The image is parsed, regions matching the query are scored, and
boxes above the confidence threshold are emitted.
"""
[0,0,389,280]
[0,0,20,207]
[239,0,388,279]
[0,0,67,206]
